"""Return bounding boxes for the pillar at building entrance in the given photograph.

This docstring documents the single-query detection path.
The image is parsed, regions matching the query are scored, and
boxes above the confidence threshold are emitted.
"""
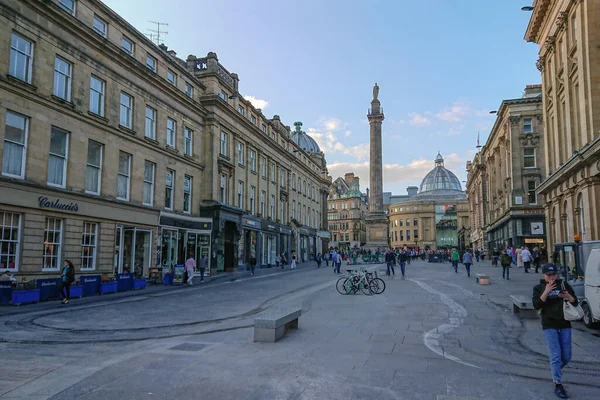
[365,83,389,250]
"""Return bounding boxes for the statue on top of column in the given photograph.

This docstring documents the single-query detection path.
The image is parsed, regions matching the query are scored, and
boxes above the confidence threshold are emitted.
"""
[373,83,379,101]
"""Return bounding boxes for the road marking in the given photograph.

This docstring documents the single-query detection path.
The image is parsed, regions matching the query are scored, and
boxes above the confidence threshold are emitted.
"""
[407,278,481,369]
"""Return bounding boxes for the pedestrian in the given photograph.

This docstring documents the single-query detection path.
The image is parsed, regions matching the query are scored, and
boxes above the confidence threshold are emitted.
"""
[492,248,500,267]
[0,269,17,284]
[451,248,460,273]
[398,249,407,277]
[60,259,75,304]
[185,254,196,285]
[290,254,297,270]
[532,264,579,399]
[325,250,330,267]
[249,256,257,275]
[522,246,532,273]
[475,248,480,263]
[335,250,342,274]
[316,253,322,268]
[533,247,541,273]
[463,248,473,277]
[385,249,396,276]
[276,253,281,269]
[480,248,485,261]
[500,249,512,280]
[199,254,207,282]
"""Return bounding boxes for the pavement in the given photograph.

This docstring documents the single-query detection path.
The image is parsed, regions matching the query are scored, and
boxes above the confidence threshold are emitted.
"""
[0,259,599,399]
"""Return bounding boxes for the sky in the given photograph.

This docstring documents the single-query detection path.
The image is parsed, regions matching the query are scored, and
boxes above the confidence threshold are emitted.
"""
[102,0,541,195]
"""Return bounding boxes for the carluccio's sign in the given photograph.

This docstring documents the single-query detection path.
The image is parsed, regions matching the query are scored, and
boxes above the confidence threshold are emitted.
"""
[38,196,79,212]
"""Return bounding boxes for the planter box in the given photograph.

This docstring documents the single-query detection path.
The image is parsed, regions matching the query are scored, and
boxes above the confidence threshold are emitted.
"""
[12,289,40,306]
[0,282,13,304]
[100,282,117,294]
[133,278,146,290]
[70,285,83,298]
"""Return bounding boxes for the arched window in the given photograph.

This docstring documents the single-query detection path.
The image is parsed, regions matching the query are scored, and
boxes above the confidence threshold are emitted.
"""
[578,193,585,240]
[563,200,570,242]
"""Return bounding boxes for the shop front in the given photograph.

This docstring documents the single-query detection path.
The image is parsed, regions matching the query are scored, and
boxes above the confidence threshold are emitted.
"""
[317,230,330,257]
[279,225,293,261]
[486,213,546,251]
[298,227,317,262]
[158,212,212,277]
[261,221,279,267]
[0,180,158,280]
[238,216,260,271]
[200,202,242,274]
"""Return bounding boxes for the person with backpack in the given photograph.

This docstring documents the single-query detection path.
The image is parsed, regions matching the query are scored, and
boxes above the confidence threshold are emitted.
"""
[532,264,579,399]
[500,249,512,280]
[60,259,75,304]
[249,256,257,276]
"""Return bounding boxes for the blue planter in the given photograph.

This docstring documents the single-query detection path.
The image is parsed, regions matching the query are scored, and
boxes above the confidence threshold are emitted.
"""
[36,278,62,301]
[12,289,40,305]
[70,285,83,298]
[0,282,12,304]
[100,282,117,294]
[133,278,146,290]
[116,273,134,292]
[80,275,101,296]
[163,274,173,285]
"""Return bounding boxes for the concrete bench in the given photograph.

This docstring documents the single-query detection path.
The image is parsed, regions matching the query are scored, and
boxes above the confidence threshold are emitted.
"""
[254,307,302,343]
[476,273,489,285]
[511,295,538,319]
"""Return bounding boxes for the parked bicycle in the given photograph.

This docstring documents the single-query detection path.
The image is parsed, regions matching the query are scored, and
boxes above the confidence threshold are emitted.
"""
[336,268,385,295]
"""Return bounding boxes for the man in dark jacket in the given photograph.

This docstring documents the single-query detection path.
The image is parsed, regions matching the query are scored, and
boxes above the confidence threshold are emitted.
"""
[385,250,396,276]
[532,264,579,399]
[397,249,408,278]
[500,250,512,280]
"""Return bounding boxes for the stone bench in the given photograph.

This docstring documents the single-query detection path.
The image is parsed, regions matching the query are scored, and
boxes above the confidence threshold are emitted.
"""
[511,295,538,319]
[476,273,489,285]
[254,307,302,343]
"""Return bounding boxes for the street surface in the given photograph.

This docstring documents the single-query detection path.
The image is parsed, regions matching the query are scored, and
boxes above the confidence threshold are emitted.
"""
[1,260,599,399]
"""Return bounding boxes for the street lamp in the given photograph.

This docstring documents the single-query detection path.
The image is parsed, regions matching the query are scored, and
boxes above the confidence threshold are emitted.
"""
[521,6,534,12]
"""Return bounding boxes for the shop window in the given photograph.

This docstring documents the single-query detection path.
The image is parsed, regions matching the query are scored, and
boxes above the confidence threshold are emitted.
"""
[48,127,69,188]
[0,212,20,271]
[237,180,244,209]
[220,131,228,156]
[119,92,133,129]
[43,218,62,270]
[2,111,28,179]
[220,174,227,203]
[81,222,97,270]
[85,140,103,195]
[117,151,131,201]
[528,181,537,205]
[165,169,174,209]
[89,75,105,117]
[166,118,176,148]
[184,127,193,156]
[9,33,33,83]
[250,186,255,215]
[183,175,192,213]
[53,56,72,101]
[143,161,155,206]
[145,106,156,140]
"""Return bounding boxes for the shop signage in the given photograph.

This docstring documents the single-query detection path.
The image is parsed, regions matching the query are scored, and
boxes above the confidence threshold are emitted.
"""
[299,228,309,235]
[244,219,258,226]
[38,196,79,212]
[525,238,545,244]
[160,216,211,231]
[280,227,292,235]
[261,221,277,231]
[199,236,209,246]
[173,264,185,284]
[530,222,544,235]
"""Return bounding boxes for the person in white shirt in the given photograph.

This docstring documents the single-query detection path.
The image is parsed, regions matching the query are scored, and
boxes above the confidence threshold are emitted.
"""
[521,246,532,273]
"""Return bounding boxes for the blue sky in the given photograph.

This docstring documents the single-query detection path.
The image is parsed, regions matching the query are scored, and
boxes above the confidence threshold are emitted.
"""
[102,0,540,194]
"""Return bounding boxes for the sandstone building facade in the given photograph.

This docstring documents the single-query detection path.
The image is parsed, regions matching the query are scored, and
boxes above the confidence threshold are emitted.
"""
[0,0,329,279]
[327,173,367,250]
[466,85,547,252]
[525,0,600,250]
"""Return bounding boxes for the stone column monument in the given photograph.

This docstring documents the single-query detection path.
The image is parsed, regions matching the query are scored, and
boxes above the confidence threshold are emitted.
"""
[365,83,389,251]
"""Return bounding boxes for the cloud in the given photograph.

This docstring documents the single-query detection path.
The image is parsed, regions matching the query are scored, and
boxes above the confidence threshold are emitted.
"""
[344,130,352,137]
[308,129,369,160]
[435,102,470,122]
[327,153,467,191]
[408,112,432,127]
[244,95,269,110]
[324,118,342,131]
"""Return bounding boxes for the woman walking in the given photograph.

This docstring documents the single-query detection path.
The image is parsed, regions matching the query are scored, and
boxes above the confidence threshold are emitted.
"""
[532,264,578,399]
[290,254,297,270]
[60,260,75,304]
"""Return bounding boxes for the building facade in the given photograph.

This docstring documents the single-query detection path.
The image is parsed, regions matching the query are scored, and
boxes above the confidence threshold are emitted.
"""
[525,0,600,249]
[466,151,487,251]
[327,173,367,250]
[467,85,547,252]
[388,154,469,250]
[0,0,329,279]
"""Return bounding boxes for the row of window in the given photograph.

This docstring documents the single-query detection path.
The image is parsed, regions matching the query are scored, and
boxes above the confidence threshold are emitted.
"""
[10,32,196,156]
[55,1,197,100]
[3,111,193,212]
[391,230,420,242]
[390,218,419,227]
[332,233,362,242]
[0,212,99,271]
[390,206,419,213]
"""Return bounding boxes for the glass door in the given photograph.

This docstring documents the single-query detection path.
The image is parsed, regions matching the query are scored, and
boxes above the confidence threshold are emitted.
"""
[122,228,135,274]
[119,228,153,277]
[114,226,122,275]
[161,229,178,271]
[134,230,151,278]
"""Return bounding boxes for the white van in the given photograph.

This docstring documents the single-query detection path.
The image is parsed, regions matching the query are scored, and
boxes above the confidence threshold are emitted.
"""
[581,248,600,328]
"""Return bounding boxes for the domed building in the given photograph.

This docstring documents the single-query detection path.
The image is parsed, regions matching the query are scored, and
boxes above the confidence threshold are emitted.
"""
[387,153,469,251]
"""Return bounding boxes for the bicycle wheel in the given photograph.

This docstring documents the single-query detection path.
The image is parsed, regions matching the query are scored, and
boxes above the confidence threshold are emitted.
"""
[360,279,375,296]
[336,277,351,295]
[373,278,386,294]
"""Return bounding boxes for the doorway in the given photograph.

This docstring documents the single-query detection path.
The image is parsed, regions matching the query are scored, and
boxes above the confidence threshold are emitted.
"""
[116,226,152,278]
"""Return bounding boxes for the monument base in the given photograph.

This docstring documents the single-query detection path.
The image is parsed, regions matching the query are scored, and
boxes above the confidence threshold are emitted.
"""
[365,214,389,252]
